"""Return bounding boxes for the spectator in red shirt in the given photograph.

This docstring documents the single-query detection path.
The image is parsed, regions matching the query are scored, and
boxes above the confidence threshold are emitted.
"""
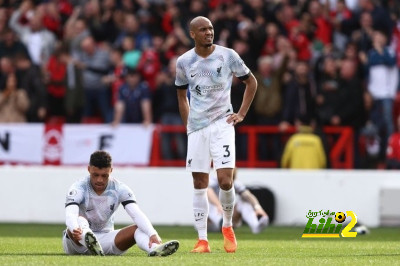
[260,22,279,56]
[330,0,352,21]
[45,44,68,117]
[289,13,312,61]
[41,2,63,39]
[392,16,400,68]
[102,47,125,107]
[308,0,332,46]
[137,49,161,92]
[282,4,299,36]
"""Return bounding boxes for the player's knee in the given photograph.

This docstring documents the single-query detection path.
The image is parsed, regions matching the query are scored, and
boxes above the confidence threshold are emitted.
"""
[219,178,233,190]
[193,179,208,189]
[193,174,209,189]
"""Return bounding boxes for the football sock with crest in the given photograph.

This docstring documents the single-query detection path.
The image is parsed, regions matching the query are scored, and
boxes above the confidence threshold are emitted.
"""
[193,188,209,240]
[219,186,235,227]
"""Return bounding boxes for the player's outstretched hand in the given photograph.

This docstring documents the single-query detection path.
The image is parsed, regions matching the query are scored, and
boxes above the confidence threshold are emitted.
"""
[226,113,244,126]
[149,234,162,248]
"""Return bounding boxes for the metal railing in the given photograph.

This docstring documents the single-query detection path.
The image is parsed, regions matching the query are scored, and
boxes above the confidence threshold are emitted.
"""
[150,125,354,169]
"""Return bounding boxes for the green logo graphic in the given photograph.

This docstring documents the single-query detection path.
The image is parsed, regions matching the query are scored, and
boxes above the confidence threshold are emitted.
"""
[302,210,357,238]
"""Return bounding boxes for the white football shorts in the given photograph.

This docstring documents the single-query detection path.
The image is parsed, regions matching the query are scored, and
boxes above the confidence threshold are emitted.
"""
[62,229,125,255]
[186,116,235,173]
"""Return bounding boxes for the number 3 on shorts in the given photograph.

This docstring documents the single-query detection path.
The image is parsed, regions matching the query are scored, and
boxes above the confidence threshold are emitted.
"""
[223,145,230,157]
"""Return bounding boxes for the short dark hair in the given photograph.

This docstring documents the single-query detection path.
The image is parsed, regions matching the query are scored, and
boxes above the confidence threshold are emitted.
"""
[89,150,112,168]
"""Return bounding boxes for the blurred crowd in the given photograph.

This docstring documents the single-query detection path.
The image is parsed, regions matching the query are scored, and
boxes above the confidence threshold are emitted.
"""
[1,0,400,168]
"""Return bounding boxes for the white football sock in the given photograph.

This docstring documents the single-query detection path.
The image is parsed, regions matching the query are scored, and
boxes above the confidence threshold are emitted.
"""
[134,228,157,253]
[77,216,92,246]
[193,188,209,240]
[219,186,235,228]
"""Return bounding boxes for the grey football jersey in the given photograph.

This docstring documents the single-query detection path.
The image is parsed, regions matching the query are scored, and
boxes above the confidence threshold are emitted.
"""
[175,45,250,134]
[65,176,136,233]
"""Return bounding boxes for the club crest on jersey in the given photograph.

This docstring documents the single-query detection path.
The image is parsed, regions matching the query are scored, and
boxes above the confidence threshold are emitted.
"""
[217,66,222,77]
[187,159,192,167]
[110,204,115,211]
[195,85,201,95]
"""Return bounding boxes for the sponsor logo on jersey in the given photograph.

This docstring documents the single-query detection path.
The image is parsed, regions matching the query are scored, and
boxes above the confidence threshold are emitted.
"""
[193,84,223,95]
[202,84,223,91]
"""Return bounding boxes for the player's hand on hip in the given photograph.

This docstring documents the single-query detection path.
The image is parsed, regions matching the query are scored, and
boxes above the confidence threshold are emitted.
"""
[227,113,244,126]
[148,234,162,248]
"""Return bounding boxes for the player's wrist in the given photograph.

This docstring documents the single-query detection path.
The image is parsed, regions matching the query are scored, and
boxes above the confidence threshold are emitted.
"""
[237,111,246,118]
[149,231,158,238]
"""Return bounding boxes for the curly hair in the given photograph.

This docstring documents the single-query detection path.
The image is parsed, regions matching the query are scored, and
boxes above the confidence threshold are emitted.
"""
[89,150,112,168]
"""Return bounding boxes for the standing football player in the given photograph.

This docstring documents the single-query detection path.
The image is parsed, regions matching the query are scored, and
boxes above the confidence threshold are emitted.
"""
[62,150,179,256]
[175,16,257,253]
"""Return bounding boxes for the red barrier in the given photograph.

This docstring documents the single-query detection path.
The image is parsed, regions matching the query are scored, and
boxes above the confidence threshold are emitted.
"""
[150,125,354,169]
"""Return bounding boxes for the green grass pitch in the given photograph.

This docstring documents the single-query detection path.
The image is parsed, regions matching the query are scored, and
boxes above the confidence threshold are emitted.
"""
[0,223,400,265]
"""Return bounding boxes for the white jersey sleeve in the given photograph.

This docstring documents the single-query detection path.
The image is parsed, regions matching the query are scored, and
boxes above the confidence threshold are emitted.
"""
[65,182,85,207]
[175,56,189,87]
[229,49,250,79]
[118,182,137,207]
